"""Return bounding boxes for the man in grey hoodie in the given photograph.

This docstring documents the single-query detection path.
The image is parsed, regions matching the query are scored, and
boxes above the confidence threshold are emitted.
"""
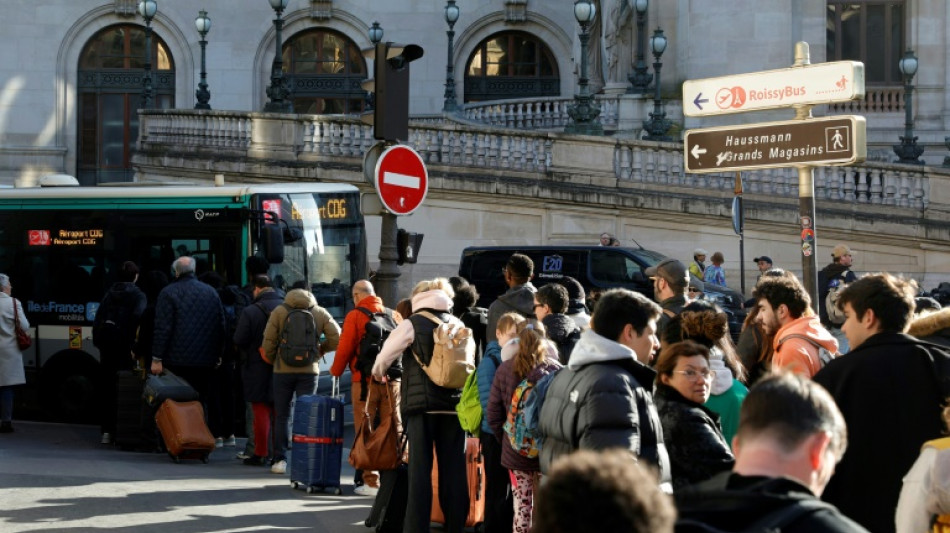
[538,288,672,491]
[485,253,537,343]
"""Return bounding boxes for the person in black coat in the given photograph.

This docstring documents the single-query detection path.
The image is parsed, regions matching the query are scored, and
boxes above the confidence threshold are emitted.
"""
[232,275,284,465]
[653,340,734,490]
[814,273,950,533]
[452,282,488,362]
[93,261,147,445]
[535,283,580,364]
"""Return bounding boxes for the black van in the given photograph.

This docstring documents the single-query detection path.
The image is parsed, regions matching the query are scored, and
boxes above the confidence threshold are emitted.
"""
[458,245,746,338]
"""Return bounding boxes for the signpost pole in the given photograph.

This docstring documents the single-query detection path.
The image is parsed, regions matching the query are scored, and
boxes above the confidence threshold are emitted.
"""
[376,212,400,307]
[799,167,819,315]
[734,172,746,296]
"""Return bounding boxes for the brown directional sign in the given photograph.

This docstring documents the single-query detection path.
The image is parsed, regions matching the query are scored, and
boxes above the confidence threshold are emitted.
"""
[684,115,866,173]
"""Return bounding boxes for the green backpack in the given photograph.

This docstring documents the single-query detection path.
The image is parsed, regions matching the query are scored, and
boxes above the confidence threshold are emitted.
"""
[456,370,482,436]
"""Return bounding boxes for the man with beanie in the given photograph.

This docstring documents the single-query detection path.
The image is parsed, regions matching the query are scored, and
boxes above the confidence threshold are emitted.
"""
[689,248,708,282]
[818,244,857,353]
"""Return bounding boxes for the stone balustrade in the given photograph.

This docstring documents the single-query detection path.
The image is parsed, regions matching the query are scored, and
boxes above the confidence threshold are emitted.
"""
[137,109,942,213]
[460,95,621,131]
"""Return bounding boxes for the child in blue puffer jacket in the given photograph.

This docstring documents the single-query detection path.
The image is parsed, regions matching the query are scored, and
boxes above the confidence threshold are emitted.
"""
[476,312,525,533]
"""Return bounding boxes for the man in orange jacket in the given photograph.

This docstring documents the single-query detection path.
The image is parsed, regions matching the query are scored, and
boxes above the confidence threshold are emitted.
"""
[330,280,402,496]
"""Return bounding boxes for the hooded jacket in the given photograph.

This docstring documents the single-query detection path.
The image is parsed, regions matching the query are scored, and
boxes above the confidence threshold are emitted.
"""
[371,289,460,416]
[538,329,671,489]
[233,287,283,403]
[93,281,147,365]
[772,316,838,378]
[818,263,857,327]
[261,289,340,375]
[703,347,748,447]
[486,282,536,343]
[654,384,735,490]
[542,313,581,364]
[908,308,950,349]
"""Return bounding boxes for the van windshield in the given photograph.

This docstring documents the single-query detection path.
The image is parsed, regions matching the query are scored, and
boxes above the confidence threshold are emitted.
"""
[629,248,666,266]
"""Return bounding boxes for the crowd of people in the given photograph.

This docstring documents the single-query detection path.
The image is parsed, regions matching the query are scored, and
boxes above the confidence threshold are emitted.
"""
[3,240,950,533]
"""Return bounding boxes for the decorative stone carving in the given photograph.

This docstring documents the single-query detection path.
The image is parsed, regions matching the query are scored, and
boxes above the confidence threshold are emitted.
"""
[114,0,138,17]
[505,0,527,24]
[310,0,332,20]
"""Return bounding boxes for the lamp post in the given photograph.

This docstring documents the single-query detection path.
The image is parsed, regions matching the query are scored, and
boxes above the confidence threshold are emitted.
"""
[627,0,652,94]
[443,0,460,112]
[138,0,157,109]
[642,27,672,141]
[263,0,292,113]
[194,10,211,110]
[566,0,603,135]
[366,21,383,111]
[893,49,924,164]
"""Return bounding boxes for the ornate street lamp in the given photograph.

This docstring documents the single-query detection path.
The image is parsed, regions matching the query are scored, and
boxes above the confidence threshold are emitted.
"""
[642,27,672,141]
[566,0,603,135]
[263,0,293,113]
[138,0,157,109]
[627,0,652,94]
[893,49,924,164]
[194,10,211,110]
[443,0,461,112]
[365,21,383,111]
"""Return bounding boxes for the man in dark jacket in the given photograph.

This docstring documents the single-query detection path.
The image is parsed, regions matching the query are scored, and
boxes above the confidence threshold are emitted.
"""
[93,260,147,445]
[645,258,690,337]
[676,372,869,532]
[538,288,672,491]
[817,244,857,353]
[232,275,283,465]
[534,283,580,364]
[150,256,226,407]
[814,273,950,533]
[486,253,536,343]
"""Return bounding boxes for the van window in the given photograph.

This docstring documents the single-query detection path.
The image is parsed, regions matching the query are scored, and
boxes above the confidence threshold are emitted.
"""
[590,249,642,283]
[534,251,584,282]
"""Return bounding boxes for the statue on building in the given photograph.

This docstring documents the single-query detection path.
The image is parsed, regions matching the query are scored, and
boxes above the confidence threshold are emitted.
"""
[573,0,605,94]
[602,0,633,86]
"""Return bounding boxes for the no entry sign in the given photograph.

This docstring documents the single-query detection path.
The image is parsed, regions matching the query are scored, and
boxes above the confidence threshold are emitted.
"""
[374,144,428,215]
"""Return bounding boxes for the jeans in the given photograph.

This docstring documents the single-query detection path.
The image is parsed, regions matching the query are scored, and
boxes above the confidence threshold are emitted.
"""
[404,413,469,533]
[0,386,14,422]
[272,372,317,459]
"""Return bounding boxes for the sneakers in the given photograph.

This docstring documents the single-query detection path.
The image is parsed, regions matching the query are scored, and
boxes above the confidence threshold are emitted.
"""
[223,435,237,447]
[353,485,379,497]
[215,437,224,448]
[271,459,287,474]
[243,455,267,466]
[0,421,12,433]
[235,451,251,460]
[100,433,113,445]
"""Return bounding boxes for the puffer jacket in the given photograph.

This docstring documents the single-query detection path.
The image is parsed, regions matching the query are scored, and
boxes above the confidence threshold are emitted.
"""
[486,283,536,343]
[371,289,461,416]
[151,273,225,367]
[487,357,561,472]
[654,384,735,490]
[233,288,283,403]
[538,329,671,489]
[261,289,340,375]
[542,313,580,364]
[476,341,503,435]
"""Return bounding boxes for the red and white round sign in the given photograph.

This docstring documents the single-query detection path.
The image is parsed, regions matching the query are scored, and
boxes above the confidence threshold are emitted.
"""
[374,144,428,215]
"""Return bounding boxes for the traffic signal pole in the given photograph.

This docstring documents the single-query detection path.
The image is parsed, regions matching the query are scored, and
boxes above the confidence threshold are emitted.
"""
[376,212,400,308]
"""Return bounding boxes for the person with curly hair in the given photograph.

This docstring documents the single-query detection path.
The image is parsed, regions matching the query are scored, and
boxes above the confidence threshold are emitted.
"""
[661,301,748,447]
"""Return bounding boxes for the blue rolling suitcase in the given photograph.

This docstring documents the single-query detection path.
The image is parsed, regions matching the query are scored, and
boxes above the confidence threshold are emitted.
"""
[290,377,345,495]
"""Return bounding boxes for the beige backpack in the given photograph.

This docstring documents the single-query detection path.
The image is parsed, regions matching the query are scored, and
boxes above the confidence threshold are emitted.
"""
[412,311,476,389]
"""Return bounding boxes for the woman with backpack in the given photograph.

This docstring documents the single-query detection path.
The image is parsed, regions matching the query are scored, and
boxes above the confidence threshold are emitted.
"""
[486,321,561,533]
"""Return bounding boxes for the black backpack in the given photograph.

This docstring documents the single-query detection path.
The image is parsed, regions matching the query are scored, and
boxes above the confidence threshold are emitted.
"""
[93,300,132,352]
[277,305,319,367]
[355,307,398,382]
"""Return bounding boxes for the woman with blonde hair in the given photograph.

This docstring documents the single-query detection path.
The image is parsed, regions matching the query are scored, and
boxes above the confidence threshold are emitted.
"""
[487,320,561,533]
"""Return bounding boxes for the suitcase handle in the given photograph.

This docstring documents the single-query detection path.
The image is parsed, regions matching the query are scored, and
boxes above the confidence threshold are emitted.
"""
[332,375,340,398]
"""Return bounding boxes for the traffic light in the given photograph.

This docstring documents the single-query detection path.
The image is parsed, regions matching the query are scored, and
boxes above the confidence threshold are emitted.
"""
[397,229,424,265]
[362,42,424,142]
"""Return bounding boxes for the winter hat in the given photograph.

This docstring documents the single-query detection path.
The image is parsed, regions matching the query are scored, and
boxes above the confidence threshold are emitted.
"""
[832,244,853,259]
[707,347,733,396]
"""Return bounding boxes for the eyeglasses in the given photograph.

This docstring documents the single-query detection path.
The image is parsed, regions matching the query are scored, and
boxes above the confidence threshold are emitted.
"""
[688,288,701,293]
[533,303,545,309]
[673,369,713,381]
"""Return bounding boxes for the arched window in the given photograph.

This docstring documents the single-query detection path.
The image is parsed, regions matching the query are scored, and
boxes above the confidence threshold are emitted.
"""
[464,31,559,102]
[827,1,904,84]
[77,25,175,185]
[282,29,367,115]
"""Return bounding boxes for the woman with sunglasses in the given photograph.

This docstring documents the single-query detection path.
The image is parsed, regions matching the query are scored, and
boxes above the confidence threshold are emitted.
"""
[653,340,734,490]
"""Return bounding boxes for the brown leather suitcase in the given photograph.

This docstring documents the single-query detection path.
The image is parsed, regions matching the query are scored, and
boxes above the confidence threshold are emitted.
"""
[431,436,485,528]
[155,399,215,463]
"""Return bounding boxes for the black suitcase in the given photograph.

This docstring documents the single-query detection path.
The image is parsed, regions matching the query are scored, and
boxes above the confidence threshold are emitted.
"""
[365,464,409,532]
[115,371,160,451]
[142,370,199,407]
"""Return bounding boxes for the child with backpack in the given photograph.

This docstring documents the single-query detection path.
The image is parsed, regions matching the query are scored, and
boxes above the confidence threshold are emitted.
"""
[476,312,526,532]
[486,320,562,533]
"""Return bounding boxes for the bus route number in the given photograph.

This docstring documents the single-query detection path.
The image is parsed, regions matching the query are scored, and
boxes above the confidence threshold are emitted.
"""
[542,255,563,273]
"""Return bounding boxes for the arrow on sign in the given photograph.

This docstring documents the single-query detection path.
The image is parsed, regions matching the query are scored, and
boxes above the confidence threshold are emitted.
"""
[693,93,709,110]
[690,145,707,159]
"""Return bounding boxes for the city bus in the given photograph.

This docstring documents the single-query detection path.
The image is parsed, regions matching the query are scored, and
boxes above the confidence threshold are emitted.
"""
[0,180,366,422]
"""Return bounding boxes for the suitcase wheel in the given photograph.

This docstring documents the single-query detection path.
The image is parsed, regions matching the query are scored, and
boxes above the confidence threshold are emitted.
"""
[170,454,181,464]
[201,455,210,464]
[332,487,342,496]
[306,486,316,494]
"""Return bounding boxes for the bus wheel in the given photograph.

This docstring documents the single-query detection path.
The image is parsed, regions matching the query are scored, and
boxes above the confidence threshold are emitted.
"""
[39,353,99,424]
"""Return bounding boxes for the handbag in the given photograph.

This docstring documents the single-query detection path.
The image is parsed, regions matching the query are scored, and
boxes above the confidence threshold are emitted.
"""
[348,383,401,471]
[13,299,32,351]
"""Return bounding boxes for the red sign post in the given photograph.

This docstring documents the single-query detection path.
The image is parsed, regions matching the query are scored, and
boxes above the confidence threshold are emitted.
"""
[374,145,428,215]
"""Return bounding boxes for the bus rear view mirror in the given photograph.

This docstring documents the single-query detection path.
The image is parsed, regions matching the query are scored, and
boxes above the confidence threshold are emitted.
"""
[262,225,284,264]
